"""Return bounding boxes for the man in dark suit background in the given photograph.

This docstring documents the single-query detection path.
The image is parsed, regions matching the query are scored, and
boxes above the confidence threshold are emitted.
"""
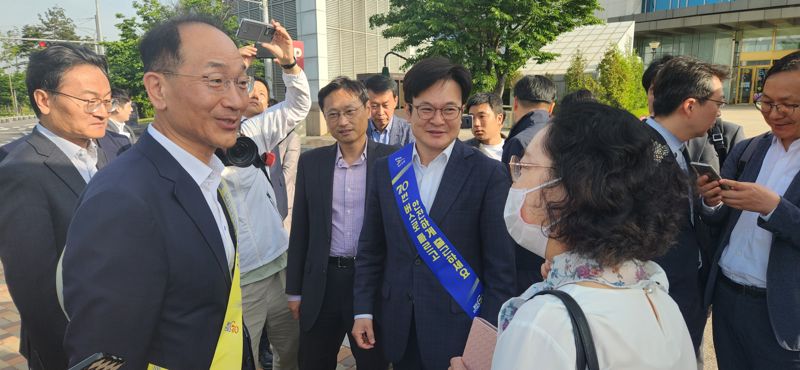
[107,88,137,144]
[62,15,253,368]
[364,74,413,146]
[645,55,730,356]
[351,57,516,370]
[699,51,800,369]
[286,77,392,370]
[463,92,505,161]
[0,43,114,370]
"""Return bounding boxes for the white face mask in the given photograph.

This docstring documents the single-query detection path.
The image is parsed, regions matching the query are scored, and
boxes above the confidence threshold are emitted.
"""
[503,178,561,258]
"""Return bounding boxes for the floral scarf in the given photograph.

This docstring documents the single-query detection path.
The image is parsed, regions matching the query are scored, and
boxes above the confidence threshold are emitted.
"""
[497,252,669,335]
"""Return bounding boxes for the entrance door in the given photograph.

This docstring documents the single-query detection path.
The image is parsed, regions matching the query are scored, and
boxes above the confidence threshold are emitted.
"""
[736,66,770,104]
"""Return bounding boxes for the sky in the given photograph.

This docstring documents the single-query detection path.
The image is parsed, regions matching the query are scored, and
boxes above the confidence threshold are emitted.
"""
[0,0,141,42]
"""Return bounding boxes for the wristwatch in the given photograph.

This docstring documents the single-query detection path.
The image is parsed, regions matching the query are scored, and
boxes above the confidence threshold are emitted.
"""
[281,58,297,70]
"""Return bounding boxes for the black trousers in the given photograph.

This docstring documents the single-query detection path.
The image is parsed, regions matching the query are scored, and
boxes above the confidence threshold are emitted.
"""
[298,263,388,370]
[713,276,800,370]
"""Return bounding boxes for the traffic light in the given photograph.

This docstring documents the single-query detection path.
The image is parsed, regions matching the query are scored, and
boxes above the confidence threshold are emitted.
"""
[37,41,48,48]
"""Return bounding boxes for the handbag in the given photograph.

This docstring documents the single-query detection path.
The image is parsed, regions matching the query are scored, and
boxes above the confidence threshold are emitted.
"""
[531,289,600,370]
[461,317,498,370]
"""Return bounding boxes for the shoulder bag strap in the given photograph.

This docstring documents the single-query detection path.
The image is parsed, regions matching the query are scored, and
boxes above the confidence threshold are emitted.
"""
[532,289,600,370]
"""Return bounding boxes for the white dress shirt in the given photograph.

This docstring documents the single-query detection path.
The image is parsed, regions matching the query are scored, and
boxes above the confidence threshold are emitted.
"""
[719,136,800,288]
[36,123,98,183]
[412,139,456,210]
[107,119,131,140]
[478,140,504,161]
[148,124,235,271]
[492,276,696,370]
[223,70,311,275]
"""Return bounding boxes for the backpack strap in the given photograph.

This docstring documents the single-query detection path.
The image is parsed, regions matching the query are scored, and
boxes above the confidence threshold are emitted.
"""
[531,289,599,370]
[708,120,727,165]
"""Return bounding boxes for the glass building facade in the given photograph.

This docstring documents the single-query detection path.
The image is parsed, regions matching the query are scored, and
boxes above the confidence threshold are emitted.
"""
[642,0,733,13]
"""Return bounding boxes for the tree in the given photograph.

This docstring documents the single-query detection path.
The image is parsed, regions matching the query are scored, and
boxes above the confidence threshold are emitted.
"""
[3,6,92,61]
[564,50,601,96]
[370,0,601,96]
[103,0,239,117]
[597,45,628,108]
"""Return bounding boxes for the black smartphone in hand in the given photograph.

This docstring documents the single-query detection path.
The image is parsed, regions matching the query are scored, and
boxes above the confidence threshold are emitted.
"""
[691,162,731,190]
[237,18,276,44]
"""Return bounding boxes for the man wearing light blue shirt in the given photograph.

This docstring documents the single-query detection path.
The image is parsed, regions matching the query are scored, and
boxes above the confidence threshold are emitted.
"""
[364,74,413,146]
[698,50,800,370]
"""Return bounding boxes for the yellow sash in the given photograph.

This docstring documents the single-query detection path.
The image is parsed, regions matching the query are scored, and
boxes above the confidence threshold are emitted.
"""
[148,182,243,369]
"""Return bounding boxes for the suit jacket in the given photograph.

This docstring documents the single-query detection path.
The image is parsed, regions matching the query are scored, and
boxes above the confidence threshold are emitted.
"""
[463,133,507,150]
[62,130,235,369]
[367,115,414,146]
[0,127,109,370]
[685,119,746,173]
[644,123,707,351]
[278,131,301,229]
[0,129,126,164]
[286,140,397,332]
[501,109,549,164]
[268,145,289,220]
[353,140,516,368]
[703,133,800,351]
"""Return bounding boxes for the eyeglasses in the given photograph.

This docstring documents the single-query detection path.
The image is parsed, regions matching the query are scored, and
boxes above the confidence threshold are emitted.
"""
[754,98,799,116]
[704,97,727,109]
[162,72,254,93]
[509,155,553,182]
[412,104,462,121]
[46,90,118,114]
[324,105,363,123]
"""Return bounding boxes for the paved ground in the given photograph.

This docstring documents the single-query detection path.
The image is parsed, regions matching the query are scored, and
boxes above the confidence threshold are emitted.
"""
[0,105,768,369]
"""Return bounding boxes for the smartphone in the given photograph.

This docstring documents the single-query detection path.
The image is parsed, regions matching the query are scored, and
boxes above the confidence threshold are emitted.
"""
[690,162,731,190]
[255,43,274,59]
[461,114,473,129]
[68,353,125,370]
[236,18,275,44]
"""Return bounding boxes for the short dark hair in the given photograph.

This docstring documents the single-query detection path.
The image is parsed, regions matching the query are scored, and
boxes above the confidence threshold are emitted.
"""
[402,57,472,108]
[513,75,556,105]
[641,55,674,91]
[253,76,270,97]
[111,88,131,104]
[766,51,800,80]
[139,14,224,73]
[364,74,397,97]
[555,89,596,114]
[318,76,369,112]
[542,102,687,267]
[26,43,108,118]
[465,93,504,115]
[652,56,730,117]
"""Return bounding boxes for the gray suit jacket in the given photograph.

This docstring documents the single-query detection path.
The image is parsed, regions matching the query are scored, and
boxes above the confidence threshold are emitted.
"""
[703,133,800,351]
[367,115,414,146]
[686,119,746,173]
[0,127,109,370]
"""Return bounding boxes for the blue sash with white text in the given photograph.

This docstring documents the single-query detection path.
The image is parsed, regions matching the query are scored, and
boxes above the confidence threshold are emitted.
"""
[388,144,483,318]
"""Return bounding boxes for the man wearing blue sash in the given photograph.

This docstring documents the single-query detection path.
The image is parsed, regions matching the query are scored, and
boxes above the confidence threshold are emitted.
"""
[352,57,516,369]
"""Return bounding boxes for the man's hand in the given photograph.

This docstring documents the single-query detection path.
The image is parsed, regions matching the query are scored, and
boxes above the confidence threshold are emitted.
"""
[449,357,468,370]
[697,174,723,207]
[719,179,780,216]
[238,20,298,73]
[351,318,376,349]
[288,300,301,320]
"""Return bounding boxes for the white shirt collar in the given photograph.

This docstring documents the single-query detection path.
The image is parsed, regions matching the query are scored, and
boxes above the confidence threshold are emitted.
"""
[412,139,456,167]
[36,123,98,160]
[107,119,126,134]
[147,124,224,188]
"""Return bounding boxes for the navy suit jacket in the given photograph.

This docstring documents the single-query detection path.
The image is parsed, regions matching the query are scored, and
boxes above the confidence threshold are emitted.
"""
[353,140,516,368]
[0,128,110,370]
[367,115,414,146]
[703,133,800,351]
[63,130,234,369]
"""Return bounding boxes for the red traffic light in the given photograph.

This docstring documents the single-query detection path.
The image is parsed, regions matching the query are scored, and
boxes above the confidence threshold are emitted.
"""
[37,41,47,48]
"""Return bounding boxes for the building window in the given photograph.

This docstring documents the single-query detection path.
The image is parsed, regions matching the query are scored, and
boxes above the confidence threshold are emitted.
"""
[776,27,800,51]
[742,29,773,52]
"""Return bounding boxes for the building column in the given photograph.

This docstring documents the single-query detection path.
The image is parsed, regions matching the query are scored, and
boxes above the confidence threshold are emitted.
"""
[297,0,328,136]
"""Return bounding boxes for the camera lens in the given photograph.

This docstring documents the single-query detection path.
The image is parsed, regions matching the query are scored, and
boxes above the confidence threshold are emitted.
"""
[223,136,261,168]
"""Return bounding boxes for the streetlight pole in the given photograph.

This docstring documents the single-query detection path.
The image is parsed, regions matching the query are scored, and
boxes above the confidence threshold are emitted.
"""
[95,0,104,54]
[648,40,661,62]
[382,51,407,76]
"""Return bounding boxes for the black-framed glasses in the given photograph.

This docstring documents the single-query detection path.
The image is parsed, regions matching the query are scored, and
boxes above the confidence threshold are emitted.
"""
[704,97,727,109]
[162,72,254,93]
[45,90,118,114]
[754,97,799,116]
[509,155,553,182]
[324,105,363,123]
[412,104,462,121]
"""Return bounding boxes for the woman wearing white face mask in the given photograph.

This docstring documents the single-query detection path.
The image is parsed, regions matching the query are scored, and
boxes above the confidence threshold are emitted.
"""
[493,102,696,370]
